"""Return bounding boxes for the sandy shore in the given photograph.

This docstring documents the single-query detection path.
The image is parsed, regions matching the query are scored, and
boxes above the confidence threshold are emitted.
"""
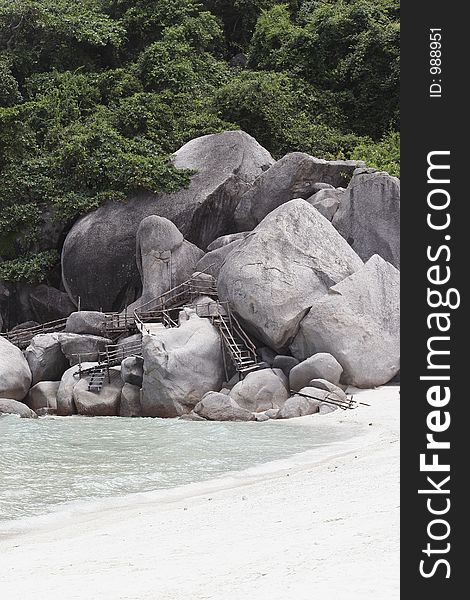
[0,386,399,600]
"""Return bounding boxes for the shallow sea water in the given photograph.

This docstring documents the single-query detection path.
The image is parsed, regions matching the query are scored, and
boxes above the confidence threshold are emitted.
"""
[0,414,355,522]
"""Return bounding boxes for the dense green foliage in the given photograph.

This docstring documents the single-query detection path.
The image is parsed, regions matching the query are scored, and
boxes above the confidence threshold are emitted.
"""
[351,130,400,178]
[0,0,399,282]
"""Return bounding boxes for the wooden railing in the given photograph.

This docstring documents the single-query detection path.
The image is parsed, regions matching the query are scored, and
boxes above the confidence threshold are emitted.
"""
[0,317,68,349]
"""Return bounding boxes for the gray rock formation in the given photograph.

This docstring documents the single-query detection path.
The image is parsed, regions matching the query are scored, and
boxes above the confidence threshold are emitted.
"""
[309,182,335,193]
[180,411,207,421]
[25,333,69,385]
[26,381,59,414]
[0,336,32,400]
[120,383,142,417]
[56,362,95,415]
[291,255,400,387]
[277,387,331,419]
[218,199,363,350]
[234,152,362,230]
[193,392,254,421]
[65,311,107,336]
[229,369,289,412]
[121,356,144,387]
[131,216,204,310]
[271,355,299,377]
[0,398,37,418]
[306,188,344,221]
[141,312,224,417]
[194,239,242,280]
[206,232,249,252]
[258,347,277,366]
[73,368,123,416]
[61,131,274,311]
[308,379,347,401]
[28,284,77,322]
[289,353,344,391]
[58,333,112,366]
[332,170,400,268]
[1,283,76,331]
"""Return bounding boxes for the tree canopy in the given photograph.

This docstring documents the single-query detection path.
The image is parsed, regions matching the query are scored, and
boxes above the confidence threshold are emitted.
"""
[0,0,399,283]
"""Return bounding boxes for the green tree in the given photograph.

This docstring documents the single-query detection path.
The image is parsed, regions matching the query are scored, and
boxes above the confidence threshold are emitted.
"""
[0,0,400,284]
[249,1,399,138]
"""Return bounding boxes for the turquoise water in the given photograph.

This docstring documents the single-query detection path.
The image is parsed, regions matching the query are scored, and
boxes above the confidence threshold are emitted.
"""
[0,414,353,522]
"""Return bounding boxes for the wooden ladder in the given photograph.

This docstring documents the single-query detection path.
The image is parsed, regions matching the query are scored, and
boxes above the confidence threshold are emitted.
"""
[87,366,106,393]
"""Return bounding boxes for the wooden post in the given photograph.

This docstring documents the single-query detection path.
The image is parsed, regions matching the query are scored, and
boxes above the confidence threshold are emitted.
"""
[106,347,111,383]
[78,296,81,312]
[221,339,229,383]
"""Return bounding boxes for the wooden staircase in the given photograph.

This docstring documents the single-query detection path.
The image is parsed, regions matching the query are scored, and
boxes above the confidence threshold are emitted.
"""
[76,339,143,393]
[133,274,260,379]
[212,312,260,378]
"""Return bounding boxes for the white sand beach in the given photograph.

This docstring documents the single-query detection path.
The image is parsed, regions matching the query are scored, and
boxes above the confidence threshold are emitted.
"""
[0,386,399,600]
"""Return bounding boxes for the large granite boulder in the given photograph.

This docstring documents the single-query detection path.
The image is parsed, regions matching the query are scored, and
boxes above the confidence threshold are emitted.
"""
[234,152,362,230]
[229,369,289,412]
[65,311,108,336]
[25,333,69,385]
[73,368,123,416]
[289,353,343,392]
[28,284,77,322]
[56,362,95,415]
[194,239,242,280]
[218,199,363,350]
[193,392,254,421]
[0,336,32,400]
[0,398,37,418]
[332,170,400,268]
[57,333,112,366]
[25,381,60,414]
[141,311,224,417]
[291,255,400,387]
[120,383,142,417]
[131,216,203,310]
[1,283,76,331]
[61,131,274,311]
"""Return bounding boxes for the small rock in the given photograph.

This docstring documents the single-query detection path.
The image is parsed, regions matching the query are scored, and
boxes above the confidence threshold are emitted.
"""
[26,381,59,414]
[194,392,254,421]
[0,398,37,418]
[121,356,144,387]
[289,354,343,391]
[229,369,289,412]
[272,355,299,377]
[308,379,347,400]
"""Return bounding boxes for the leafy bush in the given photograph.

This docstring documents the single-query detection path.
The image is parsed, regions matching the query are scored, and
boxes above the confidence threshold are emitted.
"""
[0,250,59,283]
[351,131,400,177]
